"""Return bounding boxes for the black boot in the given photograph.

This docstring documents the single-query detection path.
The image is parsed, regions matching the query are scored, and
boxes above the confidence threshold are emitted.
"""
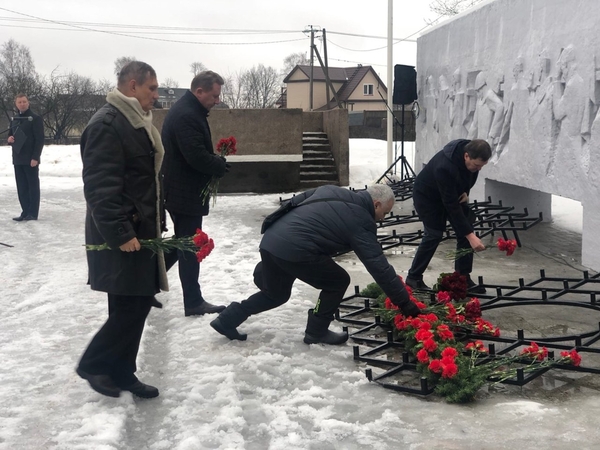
[303,309,348,345]
[210,302,249,341]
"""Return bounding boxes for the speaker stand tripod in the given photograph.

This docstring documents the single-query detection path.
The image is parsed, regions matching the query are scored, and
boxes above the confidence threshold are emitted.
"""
[376,102,416,184]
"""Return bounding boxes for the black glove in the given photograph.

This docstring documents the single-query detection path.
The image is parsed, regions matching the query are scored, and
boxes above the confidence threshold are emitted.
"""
[400,301,421,318]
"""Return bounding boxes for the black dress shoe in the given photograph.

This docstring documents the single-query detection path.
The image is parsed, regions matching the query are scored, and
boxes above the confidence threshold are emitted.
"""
[12,215,24,221]
[119,380,159,398]
[76,367,121,398]
[185,301,226,316]
[150,296,163,308]
[405,277,431,290]
[22,215,37,221]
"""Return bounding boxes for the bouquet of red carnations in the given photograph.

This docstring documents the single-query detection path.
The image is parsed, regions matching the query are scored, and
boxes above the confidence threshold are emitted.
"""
[86,228,214,263]
[201,136,237,207]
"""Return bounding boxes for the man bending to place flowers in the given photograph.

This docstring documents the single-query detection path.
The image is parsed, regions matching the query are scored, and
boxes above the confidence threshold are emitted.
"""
[210,184,421,344]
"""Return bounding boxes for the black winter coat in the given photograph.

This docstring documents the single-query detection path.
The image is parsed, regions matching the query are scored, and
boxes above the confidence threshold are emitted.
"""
[81,104,161,296]
[160,90,227,216]
[413,139,478,237]
[8,109,44,165]
[260,185,410,306]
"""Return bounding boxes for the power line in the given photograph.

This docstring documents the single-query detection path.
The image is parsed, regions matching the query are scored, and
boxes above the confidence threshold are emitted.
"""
[0,16,299,35]
[0,7,307,45]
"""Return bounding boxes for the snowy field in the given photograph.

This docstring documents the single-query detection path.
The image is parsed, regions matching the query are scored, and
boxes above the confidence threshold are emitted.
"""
[0,139,591,450]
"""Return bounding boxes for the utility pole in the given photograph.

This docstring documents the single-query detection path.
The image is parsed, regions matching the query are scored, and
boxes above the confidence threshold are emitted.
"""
[387,0,394,168]
[309,25,315,111]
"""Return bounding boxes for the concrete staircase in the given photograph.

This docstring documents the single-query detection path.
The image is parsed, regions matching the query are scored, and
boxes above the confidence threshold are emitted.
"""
[300,132,339,188]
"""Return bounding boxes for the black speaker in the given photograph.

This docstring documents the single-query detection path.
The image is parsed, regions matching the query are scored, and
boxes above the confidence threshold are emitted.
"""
[393,64,417,105]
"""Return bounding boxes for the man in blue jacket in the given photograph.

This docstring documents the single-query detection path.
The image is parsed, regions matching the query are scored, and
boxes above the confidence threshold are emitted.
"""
[405,139,491,293]
[210,184,421,345]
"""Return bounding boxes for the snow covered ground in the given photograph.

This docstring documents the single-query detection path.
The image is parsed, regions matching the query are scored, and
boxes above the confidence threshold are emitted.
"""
[0,139,593,450]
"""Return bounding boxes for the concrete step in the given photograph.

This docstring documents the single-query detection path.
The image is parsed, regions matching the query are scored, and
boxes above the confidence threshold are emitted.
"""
[299,180,340,188]
[302,149,333,158]
[301,159,336,166]
[300,171,338,180]
[303,143,331,150]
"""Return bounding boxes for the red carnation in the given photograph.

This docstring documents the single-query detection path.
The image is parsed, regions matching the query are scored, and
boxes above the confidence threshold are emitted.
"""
[423,338,438,352]
[465,298,482,320]
[441,346,459,359]
[415,329,434,342]
[441,362,459,379]
[428,359,443,373]
[436,291,452,304]
[436,324,454,341]
[416,348,430,364]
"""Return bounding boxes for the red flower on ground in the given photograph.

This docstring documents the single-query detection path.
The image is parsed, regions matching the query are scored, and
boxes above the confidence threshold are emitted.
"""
[465,298,482,320]
[560,349,582,367]
[416,348,430,364]
[441,362,459,379]
[436,324,454,341]
[423,338,438,352]
[429,359,443,373]
[436,291,452,304]
[520,342,548,361]
[441,347,459,359]
[465,340,488,352]
[415,329,434,342]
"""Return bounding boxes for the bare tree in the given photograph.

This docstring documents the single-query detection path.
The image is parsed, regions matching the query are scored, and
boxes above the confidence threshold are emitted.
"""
[282,51,310,76]
[221,72,247,109]
[39,70,106,141]
[0,39,43,121]
[160,77,180,88]
[190,61,207,77]
[242,64,281,109]
[429,0,485,16]
[113,56,137,76]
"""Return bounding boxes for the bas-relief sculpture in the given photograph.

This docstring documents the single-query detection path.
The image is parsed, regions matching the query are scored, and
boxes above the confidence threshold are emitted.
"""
[418,44,597,189]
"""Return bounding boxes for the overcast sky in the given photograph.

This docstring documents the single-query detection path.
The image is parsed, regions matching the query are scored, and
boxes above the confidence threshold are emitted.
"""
[0,0,439,88]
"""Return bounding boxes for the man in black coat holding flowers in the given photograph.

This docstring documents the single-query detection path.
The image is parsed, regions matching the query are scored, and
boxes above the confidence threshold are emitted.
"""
[77,61,168,399]
[405,139,491,293]
[210,184,421,345]
[160,71,227,317]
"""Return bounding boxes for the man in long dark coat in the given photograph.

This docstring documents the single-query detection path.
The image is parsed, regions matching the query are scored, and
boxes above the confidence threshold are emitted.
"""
[160,71,227,317]
[76,61,168,399]
[7,93,45,221]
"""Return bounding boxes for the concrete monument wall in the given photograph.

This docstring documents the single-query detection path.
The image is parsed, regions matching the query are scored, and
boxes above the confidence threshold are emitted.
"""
[416,0,600,270]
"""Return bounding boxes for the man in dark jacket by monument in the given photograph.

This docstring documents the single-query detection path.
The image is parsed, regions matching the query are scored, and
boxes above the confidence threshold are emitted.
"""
[77,61,168,399]
[161,71,227,317]
[405,139,491,293]
[210,184,421,345]
[7,93,45,221]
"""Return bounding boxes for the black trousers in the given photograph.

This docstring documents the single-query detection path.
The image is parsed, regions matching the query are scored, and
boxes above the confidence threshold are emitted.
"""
[78,294,153,386]
[14,164,40,218]
[407,224,473,281]
[408,199,476,280]
[164,212,204,309]
[239,250,351,319]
